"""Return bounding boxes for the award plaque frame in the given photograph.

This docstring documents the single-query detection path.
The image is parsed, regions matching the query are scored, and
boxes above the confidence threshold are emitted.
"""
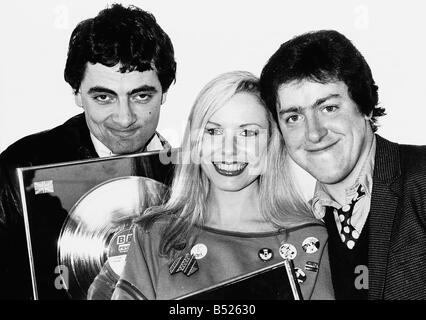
[177,259,303,300]
[16,149,177,300]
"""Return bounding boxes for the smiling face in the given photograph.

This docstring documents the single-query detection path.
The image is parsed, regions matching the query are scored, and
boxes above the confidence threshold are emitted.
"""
[200,92,269,193]
[75,63,166,155]
[276,80,373,185]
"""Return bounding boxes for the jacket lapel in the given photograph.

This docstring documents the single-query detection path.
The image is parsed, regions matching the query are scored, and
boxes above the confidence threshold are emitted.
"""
[69,113,98,159]
[368,135,401,300]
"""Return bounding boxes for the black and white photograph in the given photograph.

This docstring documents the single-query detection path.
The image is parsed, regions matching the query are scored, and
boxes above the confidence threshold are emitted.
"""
[1,0,425,306]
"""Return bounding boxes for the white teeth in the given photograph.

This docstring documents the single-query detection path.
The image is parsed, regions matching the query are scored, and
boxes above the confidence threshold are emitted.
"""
[214,162,246,171]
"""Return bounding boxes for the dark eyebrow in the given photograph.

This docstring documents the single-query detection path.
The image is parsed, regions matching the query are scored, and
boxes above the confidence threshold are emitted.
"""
[313,94,341,107]
[279,106,301,115]
[87,86,117,95]
[280,93,341,114]
[86,85,158,96]
[128,85,158,96]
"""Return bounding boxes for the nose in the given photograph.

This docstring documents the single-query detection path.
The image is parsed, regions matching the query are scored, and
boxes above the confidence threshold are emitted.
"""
[221,131,238,159]
[305,114,327,143]
[112,99,136,128]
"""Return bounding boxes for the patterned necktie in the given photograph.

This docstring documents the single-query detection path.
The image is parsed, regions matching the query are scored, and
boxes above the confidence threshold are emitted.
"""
[331,184,366,250]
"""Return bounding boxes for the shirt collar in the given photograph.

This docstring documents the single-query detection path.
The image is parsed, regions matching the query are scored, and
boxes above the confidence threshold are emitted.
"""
[90,132,168,158]
[146,131,170,151]
[310,135,377,219]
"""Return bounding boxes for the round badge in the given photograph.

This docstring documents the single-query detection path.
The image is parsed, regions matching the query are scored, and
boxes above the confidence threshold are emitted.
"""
[279,243,297,260]
[190,243,208,259]
[258,248,273,262]
[302,237,320,254]
[294,267,307,283]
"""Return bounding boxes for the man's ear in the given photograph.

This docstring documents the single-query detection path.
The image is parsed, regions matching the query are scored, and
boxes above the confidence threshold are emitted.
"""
[74,91,83,108]
[161,92,168,105]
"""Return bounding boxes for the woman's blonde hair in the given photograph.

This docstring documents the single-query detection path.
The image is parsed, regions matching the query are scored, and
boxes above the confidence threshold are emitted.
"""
[138,71,318,258]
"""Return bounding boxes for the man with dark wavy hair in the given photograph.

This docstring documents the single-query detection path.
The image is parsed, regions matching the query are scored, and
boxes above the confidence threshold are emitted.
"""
[0,3,176,299]
[260,30,426,299]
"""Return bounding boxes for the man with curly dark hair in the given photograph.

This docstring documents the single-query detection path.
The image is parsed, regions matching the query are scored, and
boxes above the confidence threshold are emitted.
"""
[260,30,426,300]
[0,3,176,299]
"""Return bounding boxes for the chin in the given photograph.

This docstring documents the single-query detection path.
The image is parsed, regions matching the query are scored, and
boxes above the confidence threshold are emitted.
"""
[110,145,143,155]
[221,186,247,192]
[305,162,348,185]
[315,172,347,185]
[213,181,247,192]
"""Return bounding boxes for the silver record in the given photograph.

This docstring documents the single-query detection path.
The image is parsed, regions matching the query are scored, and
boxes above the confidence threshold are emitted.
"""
[57,176,167,299]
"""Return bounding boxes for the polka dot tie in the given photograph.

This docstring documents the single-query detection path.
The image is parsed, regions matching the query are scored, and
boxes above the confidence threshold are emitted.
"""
[332,185,365,250]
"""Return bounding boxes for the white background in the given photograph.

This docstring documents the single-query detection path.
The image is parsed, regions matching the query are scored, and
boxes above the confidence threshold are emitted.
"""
[1,0,425,197]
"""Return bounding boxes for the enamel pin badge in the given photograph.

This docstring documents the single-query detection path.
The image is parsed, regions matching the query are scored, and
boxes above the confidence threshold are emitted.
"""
[190,243,208,260]
[258,248,273,262]
[302,237,320,254]
[279,243,297,260]
[169,253,199,276]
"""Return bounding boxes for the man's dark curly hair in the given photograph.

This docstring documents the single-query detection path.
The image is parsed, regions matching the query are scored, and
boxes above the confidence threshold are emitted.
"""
[260,30,385,132]
[64,3,176,94]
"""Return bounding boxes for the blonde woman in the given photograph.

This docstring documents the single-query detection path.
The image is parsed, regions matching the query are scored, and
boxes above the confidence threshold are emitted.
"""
[112,71,334,300]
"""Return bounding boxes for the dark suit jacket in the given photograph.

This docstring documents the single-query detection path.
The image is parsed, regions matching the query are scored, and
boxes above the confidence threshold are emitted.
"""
[0,113,98,299]
[0,113,171,299]
[0,113,97,227]
[368,135,426,299]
